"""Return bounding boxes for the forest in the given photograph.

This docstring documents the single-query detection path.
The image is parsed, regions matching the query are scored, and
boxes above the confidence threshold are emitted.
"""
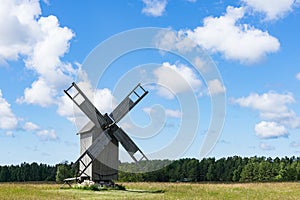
[0,156,300,183]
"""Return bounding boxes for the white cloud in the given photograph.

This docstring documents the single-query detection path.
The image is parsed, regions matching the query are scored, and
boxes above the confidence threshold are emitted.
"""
[21,15,75,106]
[25,15,74,80]
[207,79,226,95]
[233,92,300,129]
[233,91,300,139]
[0,89,59,141]
[0,0,75,107]
[23,121,57,141]
[143,107,152,115]
[193,56,209,74]
[143,107,181,118]
[0,1,76,140]
[296,73,300,80]
[255,121,289,139]
[17,78,56,107]
[154,62,202,99]
[72,76,116,114]
[36,129,57,141]
[165,109,182,118]
[0,89,18,130]
[259,142,275,150]
[57,94,79,123]
[155,29,197,53]
[94,88,116,114]
[142,0,167,17]
[0,0,41,62]
[5,131,14,137]
[233,91,294,115]
[286,114,300,129]
[185,6,280,63]
[57,73,116,129]
[23,122,40,131]
[242,0,297,20]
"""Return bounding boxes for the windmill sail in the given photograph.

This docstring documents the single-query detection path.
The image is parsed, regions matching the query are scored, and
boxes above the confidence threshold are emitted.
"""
[113,128,148,162]
[109,84,149,162]
[87,130,112,158]
[64,82,108,128]
[64,82,149,184]
[110,83,148,123]
[109,97,134,123]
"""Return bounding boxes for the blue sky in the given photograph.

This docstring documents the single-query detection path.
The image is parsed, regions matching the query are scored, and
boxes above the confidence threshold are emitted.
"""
[0,0,300,165]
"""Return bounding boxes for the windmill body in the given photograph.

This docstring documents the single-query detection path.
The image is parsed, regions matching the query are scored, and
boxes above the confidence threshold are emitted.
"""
[78,121,119,181]
[64,82,148,183]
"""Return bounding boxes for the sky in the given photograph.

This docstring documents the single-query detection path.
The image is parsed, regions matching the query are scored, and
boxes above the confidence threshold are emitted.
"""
[0,0,300,165]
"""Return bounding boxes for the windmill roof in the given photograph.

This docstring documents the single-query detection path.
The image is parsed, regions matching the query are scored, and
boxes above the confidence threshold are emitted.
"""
[77,121,95,135]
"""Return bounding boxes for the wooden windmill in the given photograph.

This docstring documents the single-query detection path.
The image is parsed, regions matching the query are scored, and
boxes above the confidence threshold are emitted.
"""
[64,82,148,184]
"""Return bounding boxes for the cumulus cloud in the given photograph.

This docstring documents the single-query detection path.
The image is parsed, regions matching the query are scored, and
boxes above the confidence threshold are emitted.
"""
[25,15,75,87]
[296,73,300,80]
[255,121,289,139]
[17,78,56,107]
[233,91,300,139]
[0,0,75,107]
[0,89,18,130]
[153,62,202,99]
[36,129,57,141]
[142,107,152,114]
[184,6,280,63]
[155,29,197,53]
[154,5,281,63]
[207,79,226,95]
[259,142,275,151]
[0,89,55,140]
[165,109,182,118]
[233,92,294,114]
[5,131,14,137]
[193,56,209,74]
[57,71,116,129]
[142,0,167,17]
[0,1,77,141]
[0,0,41,62]
[23,121,56,141]
[242,0,297,20]
[143,107,181,118]
[23,122,40,131]
[233,92,300,128]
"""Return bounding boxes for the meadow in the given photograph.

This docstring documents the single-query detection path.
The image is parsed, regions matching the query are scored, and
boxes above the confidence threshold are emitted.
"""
[0,182,300,199]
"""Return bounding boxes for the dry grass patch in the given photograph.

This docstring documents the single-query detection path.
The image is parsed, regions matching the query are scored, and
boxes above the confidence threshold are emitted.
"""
[1,182,300,199]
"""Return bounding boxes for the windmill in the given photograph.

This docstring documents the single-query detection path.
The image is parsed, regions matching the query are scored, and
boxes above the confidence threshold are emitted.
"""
[64,82,148,185]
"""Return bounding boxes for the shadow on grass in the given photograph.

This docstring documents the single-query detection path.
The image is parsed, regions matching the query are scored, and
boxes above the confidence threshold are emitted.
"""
[126,189,165,193]
[61,183,165,194]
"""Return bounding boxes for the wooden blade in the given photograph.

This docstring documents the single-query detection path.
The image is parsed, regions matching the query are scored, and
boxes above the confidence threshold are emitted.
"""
[87,130,112,159]
[113,128,148,162]
[109,83,148,123]
[64,82,108,128]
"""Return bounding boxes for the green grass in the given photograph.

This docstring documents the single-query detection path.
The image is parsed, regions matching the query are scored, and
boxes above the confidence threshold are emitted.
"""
[0,182,300,199]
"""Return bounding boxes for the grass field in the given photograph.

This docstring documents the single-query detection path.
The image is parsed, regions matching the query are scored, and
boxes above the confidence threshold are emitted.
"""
[0,182,300,199]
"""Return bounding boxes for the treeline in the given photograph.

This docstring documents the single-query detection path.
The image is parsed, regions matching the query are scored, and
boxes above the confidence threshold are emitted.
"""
[119,156,300,182]
[0,162,56,182]
[1,156,300,182]
[0,162,75,182]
